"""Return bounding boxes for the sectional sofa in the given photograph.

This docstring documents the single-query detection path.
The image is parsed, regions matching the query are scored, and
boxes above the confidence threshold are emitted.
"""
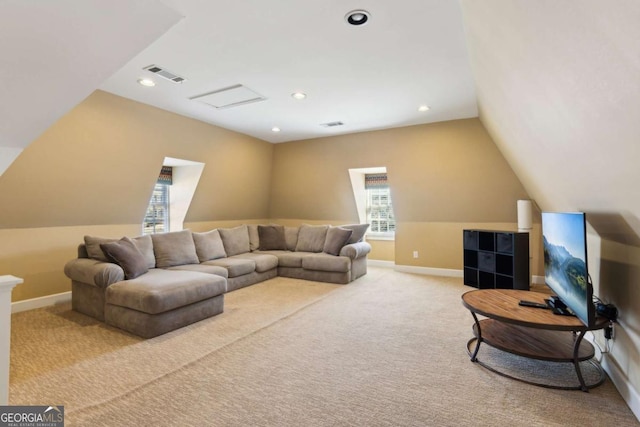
[64,224,371,338]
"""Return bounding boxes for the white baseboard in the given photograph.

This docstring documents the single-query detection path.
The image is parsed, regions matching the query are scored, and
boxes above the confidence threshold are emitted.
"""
[394,264,463,278]
[367,259,395,268]
[602,354,640,422]
[11,291,71,313]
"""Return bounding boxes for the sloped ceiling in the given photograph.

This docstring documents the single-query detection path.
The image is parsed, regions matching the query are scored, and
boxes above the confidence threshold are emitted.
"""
[460,1,640,234]
[0,0,182,175]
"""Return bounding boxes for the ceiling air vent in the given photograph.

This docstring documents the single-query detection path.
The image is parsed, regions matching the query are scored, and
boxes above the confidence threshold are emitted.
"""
[320,121,344,128]
[143,64,186,84]
[190,84,267,109]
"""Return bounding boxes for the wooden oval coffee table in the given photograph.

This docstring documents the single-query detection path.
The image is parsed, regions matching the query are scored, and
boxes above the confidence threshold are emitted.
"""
[461,289,609,391]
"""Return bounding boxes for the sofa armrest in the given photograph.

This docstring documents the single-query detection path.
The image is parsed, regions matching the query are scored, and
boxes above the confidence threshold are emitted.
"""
[339,241,372,260]
[64,258,125,288]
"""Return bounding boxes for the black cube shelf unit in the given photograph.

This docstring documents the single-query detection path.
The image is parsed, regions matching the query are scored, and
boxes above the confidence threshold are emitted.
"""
[463,230,530,290]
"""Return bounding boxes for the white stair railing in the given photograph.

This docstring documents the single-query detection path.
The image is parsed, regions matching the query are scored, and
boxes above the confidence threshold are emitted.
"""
[0,275,22,405]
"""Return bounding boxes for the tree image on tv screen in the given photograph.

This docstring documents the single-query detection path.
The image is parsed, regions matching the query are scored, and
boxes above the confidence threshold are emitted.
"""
[543,236,588,304]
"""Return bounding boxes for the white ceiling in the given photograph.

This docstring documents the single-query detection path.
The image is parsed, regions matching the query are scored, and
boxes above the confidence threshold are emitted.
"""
[100,0,478,143]
[0,0,181,150]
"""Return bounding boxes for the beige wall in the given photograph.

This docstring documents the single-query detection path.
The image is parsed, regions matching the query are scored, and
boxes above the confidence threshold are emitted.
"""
[271,119,540,273]
[0,91,273,301]
[0,90,273,228]
[368,240,395,262]
[1,108,539,302]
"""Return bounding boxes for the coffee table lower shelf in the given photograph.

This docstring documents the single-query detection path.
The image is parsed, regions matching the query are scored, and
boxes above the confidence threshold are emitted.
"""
[467,319,605,391]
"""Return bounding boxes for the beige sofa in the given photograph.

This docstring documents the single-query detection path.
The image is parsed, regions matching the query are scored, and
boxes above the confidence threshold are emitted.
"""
[64,224,371,338]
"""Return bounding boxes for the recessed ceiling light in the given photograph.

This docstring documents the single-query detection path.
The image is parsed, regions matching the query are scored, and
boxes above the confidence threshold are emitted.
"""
[272,127,281,132]
[291,92,307,100]
[418,105,430,112]
[138,78,156,87]
[345,10,370,26]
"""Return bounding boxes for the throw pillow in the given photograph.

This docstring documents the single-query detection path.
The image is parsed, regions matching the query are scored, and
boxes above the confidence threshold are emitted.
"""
[323,227,354,256]
[295,224,329,253]
[192,229,227,262]
[100,237,148,280]
[218,225,251,256]
[284,226,299,251]
[151,229,199,268]
[340,223,370,244]
[258,225,287,250]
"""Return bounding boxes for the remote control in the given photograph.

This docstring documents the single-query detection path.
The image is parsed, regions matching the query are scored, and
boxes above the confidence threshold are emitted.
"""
[518,300,550,309]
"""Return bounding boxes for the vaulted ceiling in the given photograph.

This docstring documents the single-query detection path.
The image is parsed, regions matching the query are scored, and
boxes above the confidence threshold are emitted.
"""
[2,1,639,235]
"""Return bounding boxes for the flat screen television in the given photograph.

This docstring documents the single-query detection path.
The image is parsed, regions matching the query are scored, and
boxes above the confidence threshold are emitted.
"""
[541,212,595,327]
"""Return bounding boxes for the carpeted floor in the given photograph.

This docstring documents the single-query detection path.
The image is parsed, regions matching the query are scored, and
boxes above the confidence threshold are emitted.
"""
[9,268,639,426]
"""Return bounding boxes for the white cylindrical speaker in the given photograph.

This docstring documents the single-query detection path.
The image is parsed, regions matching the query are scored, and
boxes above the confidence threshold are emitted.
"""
[517,199,533,231]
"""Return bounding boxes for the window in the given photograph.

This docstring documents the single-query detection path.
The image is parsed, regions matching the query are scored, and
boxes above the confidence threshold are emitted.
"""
[365,173,395,236]
[367,187,396,235]
[143,183,170,234]
[142,159,205,234]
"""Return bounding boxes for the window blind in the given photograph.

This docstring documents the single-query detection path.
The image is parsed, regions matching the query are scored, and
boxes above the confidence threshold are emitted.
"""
[364,173,388,189]
[157,166,173,185]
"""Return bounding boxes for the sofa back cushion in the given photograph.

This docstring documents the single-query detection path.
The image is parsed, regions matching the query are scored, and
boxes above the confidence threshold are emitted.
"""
[340,224,370,244]
[247,225,260,251]
[84,234,155,269]
[192,229,227,262]
[132,235,156,269]
[295,224,329,253]
[323,227,354,256]
[284,226,299,251]
[219,225,251,256]
[84,235,115,262]
[100,237,149,280]
[151,230,199,268]
[258,225,287,250]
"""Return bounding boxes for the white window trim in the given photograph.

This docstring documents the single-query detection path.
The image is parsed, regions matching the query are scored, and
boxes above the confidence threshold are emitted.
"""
[348,166,396,240]
[142,156,205,234]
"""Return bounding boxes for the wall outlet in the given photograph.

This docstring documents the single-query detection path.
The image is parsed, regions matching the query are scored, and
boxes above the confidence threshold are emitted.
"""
[413,250,419,259]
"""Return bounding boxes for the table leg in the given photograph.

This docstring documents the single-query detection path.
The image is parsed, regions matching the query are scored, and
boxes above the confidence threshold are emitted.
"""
[573,329,589,392]
[469,312,482,362]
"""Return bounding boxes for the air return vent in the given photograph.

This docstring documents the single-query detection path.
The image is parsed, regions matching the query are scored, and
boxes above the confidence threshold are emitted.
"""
[190,85,267,109]
[320,121,344,128]
[143,64,186,83]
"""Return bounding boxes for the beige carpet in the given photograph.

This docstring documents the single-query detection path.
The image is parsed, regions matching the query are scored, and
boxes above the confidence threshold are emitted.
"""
[9,268,638,426]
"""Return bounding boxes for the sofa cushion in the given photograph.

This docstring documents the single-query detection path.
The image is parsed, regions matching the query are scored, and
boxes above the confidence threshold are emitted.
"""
[258,225,287,250]
[84,235,116,262]
[248,225,260,251]
[100,237,149,280]
[85,235,156,268]
[295,224,329,253]
[204,257,256,278]
[132,235,156,269]
[151,230,199,268]
[106,269,226,315]
[219,225,251,257]
[302,253,351,273]
[165,264,229,279]
[284,226,299,251]
[192,229,227,262]
[266,251,313,268]
[323,227,353,256]
[232,253,279,273]
[340,224,370,244]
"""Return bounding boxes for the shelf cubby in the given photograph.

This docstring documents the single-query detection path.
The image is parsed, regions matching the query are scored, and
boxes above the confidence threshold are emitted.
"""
[463,230,530,290]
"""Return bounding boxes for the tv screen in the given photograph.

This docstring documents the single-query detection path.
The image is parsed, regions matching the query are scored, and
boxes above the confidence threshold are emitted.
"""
[541,212,595,327]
